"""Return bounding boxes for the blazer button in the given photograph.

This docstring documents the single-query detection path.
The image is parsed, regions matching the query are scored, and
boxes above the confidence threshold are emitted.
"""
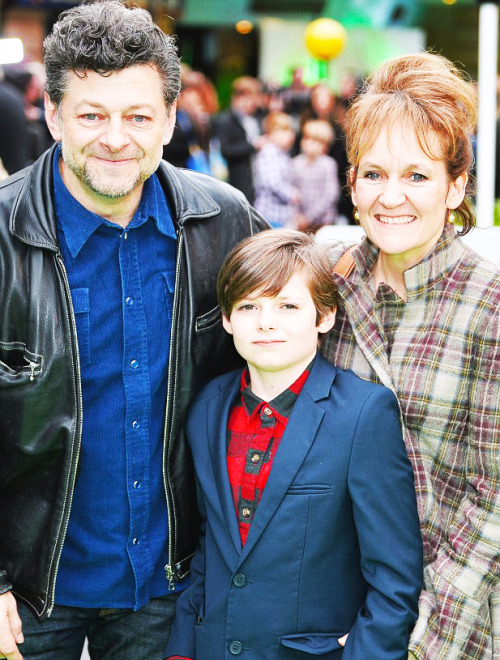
[232,573,247,587]
[229,640,243,655]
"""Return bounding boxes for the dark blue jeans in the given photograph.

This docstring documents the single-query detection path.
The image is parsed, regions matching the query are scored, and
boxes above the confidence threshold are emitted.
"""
[17,593,179,660]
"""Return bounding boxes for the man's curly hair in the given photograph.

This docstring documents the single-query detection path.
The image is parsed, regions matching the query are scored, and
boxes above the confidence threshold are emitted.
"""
[43,0,181,109]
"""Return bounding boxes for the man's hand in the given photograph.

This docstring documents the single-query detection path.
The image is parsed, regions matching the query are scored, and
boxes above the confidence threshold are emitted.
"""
[0,592,23,660]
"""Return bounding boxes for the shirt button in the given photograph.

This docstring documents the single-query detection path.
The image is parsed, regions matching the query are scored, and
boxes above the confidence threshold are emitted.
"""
[251,453,260,464]
[242,507,252,518]
[133,481,141,489]
[233,573,247,588]
[229,641,243,655]
[263,406,272,416]
[132,537,140,545]
[123,232,128,240]
[125,296,134,306]
[132,420,140,428]
[130,359,139,369]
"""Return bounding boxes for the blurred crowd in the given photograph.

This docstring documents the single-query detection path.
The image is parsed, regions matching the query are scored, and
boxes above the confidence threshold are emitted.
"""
[0,58,360,229]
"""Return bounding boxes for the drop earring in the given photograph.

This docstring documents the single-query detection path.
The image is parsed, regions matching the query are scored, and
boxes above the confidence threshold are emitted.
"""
[354,209,360,222]
[447,210,455,224]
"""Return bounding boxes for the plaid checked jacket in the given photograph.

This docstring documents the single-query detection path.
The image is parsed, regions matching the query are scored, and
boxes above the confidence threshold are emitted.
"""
[322,224,500,660]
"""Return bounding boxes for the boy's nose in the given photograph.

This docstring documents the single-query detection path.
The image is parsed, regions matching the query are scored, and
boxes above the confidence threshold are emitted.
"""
[257,308,277,330]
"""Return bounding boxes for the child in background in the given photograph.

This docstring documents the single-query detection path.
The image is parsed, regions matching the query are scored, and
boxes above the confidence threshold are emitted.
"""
[165,229,423,660]
[292,119,339,231]
[253,112,300,227]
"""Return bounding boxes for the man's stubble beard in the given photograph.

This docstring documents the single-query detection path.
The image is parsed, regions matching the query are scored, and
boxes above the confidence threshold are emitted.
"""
[60,141,162,199]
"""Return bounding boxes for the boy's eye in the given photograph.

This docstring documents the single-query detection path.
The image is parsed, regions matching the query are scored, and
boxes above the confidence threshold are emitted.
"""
[282,303,298,310]
[237,303,256,311]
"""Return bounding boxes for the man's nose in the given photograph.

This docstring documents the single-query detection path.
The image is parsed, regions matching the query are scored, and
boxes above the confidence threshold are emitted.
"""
[99,116,131,151]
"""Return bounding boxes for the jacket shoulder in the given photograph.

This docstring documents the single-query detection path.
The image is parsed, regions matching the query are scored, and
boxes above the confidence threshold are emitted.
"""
[191,368,242,406]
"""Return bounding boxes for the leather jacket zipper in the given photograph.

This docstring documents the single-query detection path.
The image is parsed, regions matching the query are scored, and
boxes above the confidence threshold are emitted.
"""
[163,230,183,591]
[45,254,84,616]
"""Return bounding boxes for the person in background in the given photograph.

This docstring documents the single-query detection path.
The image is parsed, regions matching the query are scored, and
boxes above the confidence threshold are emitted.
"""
[291,119,339,231]
[212,76,263,203]
[4,61,53,164]
[0,3,267,659]
[298,83,353,223]
[253,111,300,228]
[323,52,500,660]
[0,66,28,174]
[163,66,218,173]
[165,229,422,660]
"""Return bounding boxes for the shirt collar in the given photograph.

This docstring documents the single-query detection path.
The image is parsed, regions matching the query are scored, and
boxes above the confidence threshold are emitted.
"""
[354,222,465,298]
[239,360,313,421]
[52,146,176,258]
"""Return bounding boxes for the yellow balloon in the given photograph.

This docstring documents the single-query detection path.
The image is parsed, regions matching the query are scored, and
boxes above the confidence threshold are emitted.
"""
[304,18,347,61]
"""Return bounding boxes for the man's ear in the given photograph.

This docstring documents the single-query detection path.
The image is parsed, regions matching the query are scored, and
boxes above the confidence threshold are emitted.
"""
[222,314,233,335]
[317,309,336,334]
[44,93,62,142]
[163,100,178,146]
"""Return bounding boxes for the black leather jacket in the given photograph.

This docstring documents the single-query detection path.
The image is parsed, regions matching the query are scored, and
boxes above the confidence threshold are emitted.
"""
[0,145,268,619]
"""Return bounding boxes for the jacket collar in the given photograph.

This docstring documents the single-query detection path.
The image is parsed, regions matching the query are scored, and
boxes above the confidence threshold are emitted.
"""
[351,222,465,300]
[10,143,221,251]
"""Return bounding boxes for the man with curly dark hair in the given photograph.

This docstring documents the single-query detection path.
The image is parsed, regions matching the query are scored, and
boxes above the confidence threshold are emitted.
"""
[0,2,267,659]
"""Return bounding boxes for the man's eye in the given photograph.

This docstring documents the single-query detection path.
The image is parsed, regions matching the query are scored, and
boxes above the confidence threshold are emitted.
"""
[83,113,99,121]
[131,115,148,123]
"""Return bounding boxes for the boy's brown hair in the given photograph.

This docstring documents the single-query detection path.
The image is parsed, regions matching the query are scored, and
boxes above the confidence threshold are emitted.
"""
[302,119,334,147]
[262,111,293,135]
[217,229,337,324]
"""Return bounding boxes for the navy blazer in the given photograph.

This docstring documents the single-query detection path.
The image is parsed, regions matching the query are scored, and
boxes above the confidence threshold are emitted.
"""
[166,354,423,660]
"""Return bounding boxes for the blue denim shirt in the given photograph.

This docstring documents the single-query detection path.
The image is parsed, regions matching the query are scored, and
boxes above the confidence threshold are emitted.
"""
[51,148,184,608]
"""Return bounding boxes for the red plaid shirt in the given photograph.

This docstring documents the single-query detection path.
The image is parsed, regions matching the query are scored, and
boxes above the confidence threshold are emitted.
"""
[226,366,310,545]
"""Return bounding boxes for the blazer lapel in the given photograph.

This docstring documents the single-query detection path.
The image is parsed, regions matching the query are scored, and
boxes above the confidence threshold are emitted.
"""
[206,375,243,556]
[239,356,335,562]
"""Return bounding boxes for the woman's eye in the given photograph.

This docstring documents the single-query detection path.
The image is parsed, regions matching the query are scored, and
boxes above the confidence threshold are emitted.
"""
[410,172,427,182]
[362,171,381,180]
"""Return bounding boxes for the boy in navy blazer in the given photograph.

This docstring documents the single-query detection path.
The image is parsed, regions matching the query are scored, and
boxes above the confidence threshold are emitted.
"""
[166,229,423,660]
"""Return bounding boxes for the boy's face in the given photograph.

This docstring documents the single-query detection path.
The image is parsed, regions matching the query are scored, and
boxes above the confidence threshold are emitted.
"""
[222,270,335,386]
[301,136,327,159]
[271,128,295,152]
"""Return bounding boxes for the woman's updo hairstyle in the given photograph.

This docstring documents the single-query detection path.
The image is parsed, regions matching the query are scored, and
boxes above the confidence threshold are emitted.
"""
[346,52,477,233]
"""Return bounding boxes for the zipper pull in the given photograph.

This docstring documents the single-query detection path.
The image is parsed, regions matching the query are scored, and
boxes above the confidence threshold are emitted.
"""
[28,361,37,381]
[165,564,176,592]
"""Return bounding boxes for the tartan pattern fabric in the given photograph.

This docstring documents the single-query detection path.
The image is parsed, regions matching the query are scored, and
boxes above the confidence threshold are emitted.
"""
[322,223,500,660]
[226,368,310,545]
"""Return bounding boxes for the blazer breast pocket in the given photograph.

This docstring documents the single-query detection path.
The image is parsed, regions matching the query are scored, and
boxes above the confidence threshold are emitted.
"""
[286,484,332,496]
